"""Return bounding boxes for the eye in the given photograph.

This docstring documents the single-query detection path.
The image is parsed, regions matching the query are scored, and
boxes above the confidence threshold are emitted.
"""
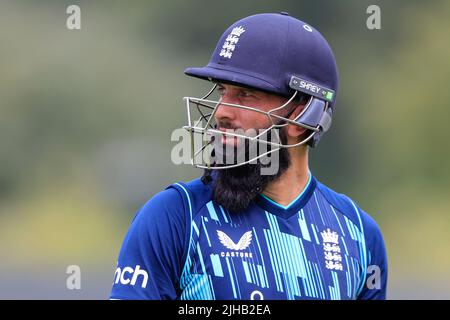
[239,90,258,100]
[216,85,225,97]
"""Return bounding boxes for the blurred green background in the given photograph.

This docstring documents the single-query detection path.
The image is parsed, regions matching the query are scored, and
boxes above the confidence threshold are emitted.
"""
[0,0,449,299]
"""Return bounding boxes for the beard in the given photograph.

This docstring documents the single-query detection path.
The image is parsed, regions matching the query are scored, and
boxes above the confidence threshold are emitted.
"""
[204,129,291,213]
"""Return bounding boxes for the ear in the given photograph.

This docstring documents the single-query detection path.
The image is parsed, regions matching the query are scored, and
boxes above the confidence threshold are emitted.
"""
[286,103,307,138]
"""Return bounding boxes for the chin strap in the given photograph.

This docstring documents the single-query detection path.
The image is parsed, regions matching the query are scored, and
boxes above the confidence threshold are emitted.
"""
[201,169,213,185]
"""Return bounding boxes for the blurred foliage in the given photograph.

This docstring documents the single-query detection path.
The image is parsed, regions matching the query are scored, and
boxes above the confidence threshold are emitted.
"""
[0,0,449,298]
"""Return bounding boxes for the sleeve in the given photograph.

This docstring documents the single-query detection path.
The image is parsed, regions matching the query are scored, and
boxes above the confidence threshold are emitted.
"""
[109,187,188,300]
[357,212,388,300]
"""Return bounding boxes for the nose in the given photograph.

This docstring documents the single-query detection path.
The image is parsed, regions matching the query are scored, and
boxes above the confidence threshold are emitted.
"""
[214,95,238,124]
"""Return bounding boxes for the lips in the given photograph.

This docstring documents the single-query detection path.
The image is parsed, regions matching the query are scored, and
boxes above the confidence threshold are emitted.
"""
[216,128,239,147]
[221,135,238,146]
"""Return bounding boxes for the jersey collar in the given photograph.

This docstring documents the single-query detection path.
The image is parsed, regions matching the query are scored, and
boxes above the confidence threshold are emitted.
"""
[255,171,316,219]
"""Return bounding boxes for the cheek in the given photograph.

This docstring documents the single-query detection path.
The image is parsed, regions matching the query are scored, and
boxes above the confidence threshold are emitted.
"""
[241,97,286,129]
[238,109,272,130]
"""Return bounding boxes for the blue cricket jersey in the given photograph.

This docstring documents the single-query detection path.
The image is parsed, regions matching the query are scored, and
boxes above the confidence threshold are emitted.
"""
[110,173,387,300]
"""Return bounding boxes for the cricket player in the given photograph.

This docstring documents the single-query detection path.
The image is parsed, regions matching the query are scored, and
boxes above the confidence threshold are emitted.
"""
[110,13,387,300]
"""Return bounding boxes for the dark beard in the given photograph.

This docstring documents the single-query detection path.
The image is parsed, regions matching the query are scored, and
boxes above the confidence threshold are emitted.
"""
[205,130,291,213]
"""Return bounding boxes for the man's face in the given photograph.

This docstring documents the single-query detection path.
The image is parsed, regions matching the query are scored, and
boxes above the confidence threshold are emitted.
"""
[214,83,292,147]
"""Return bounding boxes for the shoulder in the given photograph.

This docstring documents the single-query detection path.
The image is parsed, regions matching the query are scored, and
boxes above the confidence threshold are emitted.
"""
[167,177,214,218]
[126,187,186,242]
[131,177,213,233]
[314,178,383,240]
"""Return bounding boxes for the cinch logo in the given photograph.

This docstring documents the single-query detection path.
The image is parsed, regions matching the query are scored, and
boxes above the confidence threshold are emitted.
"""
[114,265,149,288]
[217,230,253,258]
